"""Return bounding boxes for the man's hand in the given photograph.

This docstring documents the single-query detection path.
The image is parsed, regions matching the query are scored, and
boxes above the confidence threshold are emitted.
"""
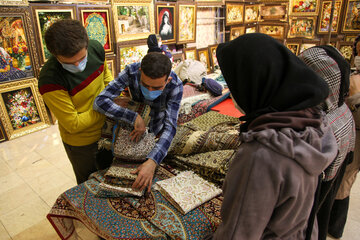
[130,115,146,142]
[131,159,157,193]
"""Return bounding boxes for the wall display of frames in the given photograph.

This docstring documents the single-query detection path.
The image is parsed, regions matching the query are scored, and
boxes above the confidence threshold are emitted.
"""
[208,44,218,71]
[112,0,155,42]
[183,47,198,60]
[116,41,147,73]
[31,4,76,66]
[172,52,183,70]
[155,3,176,44]
[258,23,287,40]
[288,17,316,39]
[338,42,354,62]
[0,0,28,6]
[317,0,343,34]
[0,78,50,140]
[342,0,360,33]
[0,7,40,82]
[177,4,196,44]
[197,47,211,73]
[244,4,259,24]
[299,40,320,54]
[289,0,320,16]
[78,6,114,54]
[259,3,288,22]
[286,41,301,55]
[226,3,244,26]
[106,54,117,79]
[230,26,245,41]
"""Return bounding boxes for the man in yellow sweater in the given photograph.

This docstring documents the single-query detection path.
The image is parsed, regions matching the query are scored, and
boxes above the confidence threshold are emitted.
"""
[38,20,113,184]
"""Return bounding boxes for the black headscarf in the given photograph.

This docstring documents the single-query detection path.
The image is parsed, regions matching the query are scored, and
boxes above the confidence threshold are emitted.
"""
[147,34,162,53]
[216,33,329,131]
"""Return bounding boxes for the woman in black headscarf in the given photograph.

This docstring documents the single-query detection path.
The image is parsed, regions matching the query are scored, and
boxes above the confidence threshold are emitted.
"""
[147,34,162,53]
[211,33,338,239]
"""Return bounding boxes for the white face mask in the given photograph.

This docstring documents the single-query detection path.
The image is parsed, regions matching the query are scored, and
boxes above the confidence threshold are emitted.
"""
[355,56,360,70]
[158,41,162,47]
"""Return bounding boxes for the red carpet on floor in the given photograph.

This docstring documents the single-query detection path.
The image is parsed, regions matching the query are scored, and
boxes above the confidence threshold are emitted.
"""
[210,98,244,118]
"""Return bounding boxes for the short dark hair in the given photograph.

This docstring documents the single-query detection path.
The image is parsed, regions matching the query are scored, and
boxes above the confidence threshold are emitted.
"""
[141,52,172,80]
[45,20,88,57]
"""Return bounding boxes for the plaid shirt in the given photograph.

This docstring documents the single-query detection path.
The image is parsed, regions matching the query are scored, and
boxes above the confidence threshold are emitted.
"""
[94,62,183,164]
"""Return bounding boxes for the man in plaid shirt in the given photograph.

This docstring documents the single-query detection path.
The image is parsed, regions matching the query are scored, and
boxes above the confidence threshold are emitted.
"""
[94,52,183,193]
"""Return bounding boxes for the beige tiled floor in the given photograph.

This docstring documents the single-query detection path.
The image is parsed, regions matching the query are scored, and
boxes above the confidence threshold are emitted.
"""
[0,125,359,239]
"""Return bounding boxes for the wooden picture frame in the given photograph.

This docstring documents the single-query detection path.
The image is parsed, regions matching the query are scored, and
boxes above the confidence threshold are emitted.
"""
[78,6,114,54]
[0,6,40,82]
[317,0,343,34]
[116,40,148,73]
[289,0,320,16]
[259,3,288,22]
[342,0,360,33]
[337,41,354,62]
[106,54,117,79]
[286,41,301,55]
[183,47,198,60]
[177,4,197,44]
[0,78,50,140]
[258,23,287,40]
[156,3,176,44]
[288,17,316,39]
[31,4,76,66]
[299,40,320,54]
[230,26,245,41]
[172,52,183,70]
[0,0,28,6]
[112,0,155,42]
[197,47,211,73]
[208,44,219,71]
[226,3,244,26]
[244,4,260,24]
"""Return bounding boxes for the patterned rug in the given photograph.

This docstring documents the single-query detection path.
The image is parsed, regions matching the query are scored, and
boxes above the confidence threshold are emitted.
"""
[47,166,222,240]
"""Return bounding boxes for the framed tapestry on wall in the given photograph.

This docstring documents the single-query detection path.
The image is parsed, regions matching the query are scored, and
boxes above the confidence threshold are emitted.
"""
[197,47,211,73]
[0,119,7,142]
[172,52,183,70]
[288,17,316,39]
[112,0,155,42]
[208,44,219,71]
[226,3,244,26]
[337,41,354,62]
[116,41,147,73]
[183,47,198,60]
[244,4,259,24]
[78,6,114,54]
[286,40,301,55]
[105,54,117,79]
[156,3,176,44]
[31,4,76,66]
[245,24,257,33]
[317,0,343,34]
[342,0,360,33]
[0,0,28,6]
[0,78,50,140]
[289,0,320,16]
[258,23,287,40]
[345,35,358,42]
[259,3,288,22]
[177,4,196,44]
[0,7,40,82]
[230,26,245,41]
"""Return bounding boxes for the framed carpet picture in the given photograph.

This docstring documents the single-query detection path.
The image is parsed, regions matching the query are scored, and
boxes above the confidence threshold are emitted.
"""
[286,41,301,55]
[0,78,50,140]
[258,23,286,40]
[116,41,148,72]
[244,4,259,24]
[299,40,320,54]
[177,4,196,44]
[345,35,357,42]
[208,44,219,71]
[259,3,288,22]
[226,3,244,26]
[0,7,40,82]
[318,0,343,34]
[112,0,155,42]
[156,3,176,44]
[31,4,76,66]
[0,0,28,6]
[79,6,114,54]
[106,54,117,79]
[183,47,198,60]
[197,47,211,73]
[288,17,316,39]
[172,52,183,70]
[342,0,360,33]
[230,26,245,41]
[337,41,354,62]
[289,0,319,16]
[245,24,257,34]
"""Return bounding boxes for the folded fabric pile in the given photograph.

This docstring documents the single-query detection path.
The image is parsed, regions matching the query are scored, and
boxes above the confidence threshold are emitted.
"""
[97,163,144,197]
[155,171,222,214]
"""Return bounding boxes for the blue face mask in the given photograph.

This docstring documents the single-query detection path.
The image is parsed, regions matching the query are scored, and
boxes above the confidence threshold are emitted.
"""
[140,84,163,101]
[60,54,88,73]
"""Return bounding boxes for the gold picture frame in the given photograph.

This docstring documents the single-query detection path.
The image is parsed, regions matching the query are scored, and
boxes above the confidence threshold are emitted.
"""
[289,0,320,16]
[318,0,343,34]
[112,0,155,42]
[208,44,219,71]
[342,0,360,33]
[156,3,177,44]
[286,41,301,55]
[116,40,148,73]
[177,4,197,44]
[259,3,288,22]
[183,47,198,60]
[226,3,244,26]
[244,4,260,24]
[197,47,211,73]
[258,23,287,40]
[299,40,320,54]
[0,78,50,140]
[288,17,316,39]
[0,0,28,6]
[230,26,245,41]
[337,41,354,62]
[106,54,117,79]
